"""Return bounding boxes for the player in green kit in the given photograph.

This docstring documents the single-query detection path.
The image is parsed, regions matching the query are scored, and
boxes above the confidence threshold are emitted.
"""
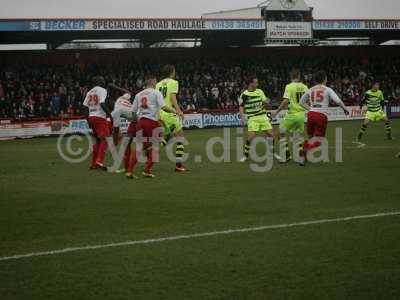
[272,69,308,163]
[156,65,187,172]
[357,81,392,144]
[239,77,278,162]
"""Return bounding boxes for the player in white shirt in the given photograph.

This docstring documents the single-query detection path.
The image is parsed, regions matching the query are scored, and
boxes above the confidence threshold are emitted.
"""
[82,76,111,170]
[126,74,177,179]
[109,93,138,173]
[299,70,349,166]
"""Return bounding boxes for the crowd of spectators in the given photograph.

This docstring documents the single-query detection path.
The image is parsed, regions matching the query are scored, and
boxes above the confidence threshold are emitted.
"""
[0,55,399,120]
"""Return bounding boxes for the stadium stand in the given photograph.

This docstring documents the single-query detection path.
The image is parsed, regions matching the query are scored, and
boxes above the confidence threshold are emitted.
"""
[0,46,399,120]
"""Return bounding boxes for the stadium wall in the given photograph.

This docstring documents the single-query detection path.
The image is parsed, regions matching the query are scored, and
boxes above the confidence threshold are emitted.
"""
[0,106,378,140]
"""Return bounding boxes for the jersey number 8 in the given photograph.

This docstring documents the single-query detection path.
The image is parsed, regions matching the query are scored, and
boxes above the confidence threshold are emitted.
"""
[140,96,149,108]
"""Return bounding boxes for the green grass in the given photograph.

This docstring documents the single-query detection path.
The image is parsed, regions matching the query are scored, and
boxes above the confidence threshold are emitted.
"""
[0,120,400,299]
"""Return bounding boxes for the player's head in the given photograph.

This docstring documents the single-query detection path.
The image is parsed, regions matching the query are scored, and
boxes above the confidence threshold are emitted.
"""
[92,76,105,88]
[313,71,327,85]
[162,64,176,79]
[247,76,258,90]
[290,68,301,81]
[145,74,157,88]
[372,81,380,91]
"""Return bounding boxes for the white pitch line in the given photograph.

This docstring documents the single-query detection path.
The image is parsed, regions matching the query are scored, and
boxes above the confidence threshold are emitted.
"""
[1,211,399,262]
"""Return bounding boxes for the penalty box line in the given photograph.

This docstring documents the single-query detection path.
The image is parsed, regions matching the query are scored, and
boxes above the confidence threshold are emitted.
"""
[1,211,399,262]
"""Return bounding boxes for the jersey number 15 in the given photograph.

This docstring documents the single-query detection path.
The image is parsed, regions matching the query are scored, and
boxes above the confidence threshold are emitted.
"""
[311,90,324,103]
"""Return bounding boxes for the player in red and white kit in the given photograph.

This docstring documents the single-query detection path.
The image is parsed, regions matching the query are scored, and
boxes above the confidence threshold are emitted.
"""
[83,76,111,170]
[126,74,177,179]
[299,71,349,166]
[110,93,137,172]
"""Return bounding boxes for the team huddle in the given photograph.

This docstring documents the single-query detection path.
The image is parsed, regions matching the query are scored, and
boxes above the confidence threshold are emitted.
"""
[82,65,395,177]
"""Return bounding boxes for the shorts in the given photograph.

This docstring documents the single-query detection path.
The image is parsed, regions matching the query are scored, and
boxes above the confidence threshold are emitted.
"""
[136,118,163,146]
[107,119,113,132]
[247,114,272,132]
[366,110,386,122]
[127,121,137,138]
[88,116,110,138]
[279,112,305,133]
[160,110,183,135]
[307,111,328,137]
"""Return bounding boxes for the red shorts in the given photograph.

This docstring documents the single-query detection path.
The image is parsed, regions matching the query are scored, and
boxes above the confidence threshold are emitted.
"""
[107,119,113,132]
[307,111,328,137]
[127,121,137,138]
[88,116,110,138]
[136,118,162,139]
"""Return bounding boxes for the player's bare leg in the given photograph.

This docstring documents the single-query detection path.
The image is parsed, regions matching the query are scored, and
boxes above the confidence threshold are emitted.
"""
[264,129,281,161]
[278,129,291,163]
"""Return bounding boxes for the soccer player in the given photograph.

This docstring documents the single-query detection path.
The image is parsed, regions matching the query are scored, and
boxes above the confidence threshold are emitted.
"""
[272,69,308,163]
[299,70,349,166]
[239,77,276,162]
[357,82,392,143]
[110,93,137,172]
[126,74,177,178]
[83,76,111,170]
[156,65,187,172]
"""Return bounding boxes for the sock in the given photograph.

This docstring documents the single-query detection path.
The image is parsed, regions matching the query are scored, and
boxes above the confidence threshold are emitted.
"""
[358,124,368,141]
[123,146,131,170]
[127,150,139,174]
[161,134,171,147]
[385,121,392,139]
[244,140,251,158]
[96,140,107,165]
[144,148,156,173]
[176,142,185,167]
[91,143,99,168]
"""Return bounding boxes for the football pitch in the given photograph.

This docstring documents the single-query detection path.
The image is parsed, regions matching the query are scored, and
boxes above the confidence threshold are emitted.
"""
[1,120,400,299]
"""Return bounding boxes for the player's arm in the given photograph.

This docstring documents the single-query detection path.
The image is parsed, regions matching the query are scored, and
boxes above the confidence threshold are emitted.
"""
[299,92,311,111]
[238,94,246,125]
[273,86,289,117]
[162,105,176,114]
[273,99,288,118]
[111,109,120,146]
[99,88,111,118]
[379,91,385,109]
[360,92,367,109]
[329,88,349,115]
[259,90,272,110]
[82,95,89,119]
[156,90,176,114]
[101,102,111,119]
[108,83,132,95]
[171,93,184,119]
[169,81,184,119]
